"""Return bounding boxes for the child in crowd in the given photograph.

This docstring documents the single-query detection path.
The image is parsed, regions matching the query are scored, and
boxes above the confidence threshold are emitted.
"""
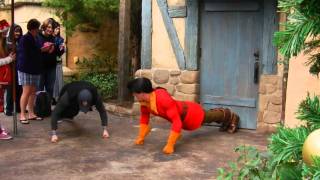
[52,20,65,104]
[4,24,23,116]
[0,19,15,140]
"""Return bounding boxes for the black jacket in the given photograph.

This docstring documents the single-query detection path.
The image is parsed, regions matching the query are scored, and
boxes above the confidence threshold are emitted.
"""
[38,33,57,70]
[51,81,108,130]
[17,32,43,74]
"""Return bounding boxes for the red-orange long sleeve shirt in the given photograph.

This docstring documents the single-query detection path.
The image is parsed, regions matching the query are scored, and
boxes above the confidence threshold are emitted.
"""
[139,88,205,133]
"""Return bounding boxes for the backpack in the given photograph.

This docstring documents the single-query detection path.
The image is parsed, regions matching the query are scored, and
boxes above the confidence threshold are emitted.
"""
[34,91,52,118]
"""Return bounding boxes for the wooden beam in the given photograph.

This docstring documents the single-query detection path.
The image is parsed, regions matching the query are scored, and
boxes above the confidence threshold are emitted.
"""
[262,0,278,74]
[141,0,152,69]
[157,0,186,69]
[204,2,260,12]
[168,6,187,18]
[203,95,256,108]
[118,0,131,103]
[185,0,199,70]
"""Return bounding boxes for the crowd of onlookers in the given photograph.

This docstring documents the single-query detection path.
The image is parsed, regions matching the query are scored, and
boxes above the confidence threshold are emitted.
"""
[0,18,65,140]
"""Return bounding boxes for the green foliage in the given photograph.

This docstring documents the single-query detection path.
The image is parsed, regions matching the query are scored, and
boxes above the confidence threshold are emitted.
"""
[216,95,320,179]
[67,55,118,100]
[268,126,309,164]
[77,54,118,99]
[218,0,320,177]
[80,72,118,99]
[277,162,302,180]
[63,75,78,85]
[273,0,320,75]
[302,157,320,179]
[76,53,117,73]
[217,145,272,180]
[297,94,320,130]
[44,0,119,34]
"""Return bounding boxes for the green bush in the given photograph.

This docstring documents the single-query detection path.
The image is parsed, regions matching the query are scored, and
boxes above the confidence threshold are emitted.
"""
[273,0,320,75]
[64,54,118,100]
[217,145,271,180]
[80,72,117,100]
[44,0,119,34]
[216,95,320,180]
[76,53,117,73]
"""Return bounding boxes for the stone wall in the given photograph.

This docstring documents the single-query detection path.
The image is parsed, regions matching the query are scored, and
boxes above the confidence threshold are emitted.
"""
[135,68,199,101]
[257,75,283,132]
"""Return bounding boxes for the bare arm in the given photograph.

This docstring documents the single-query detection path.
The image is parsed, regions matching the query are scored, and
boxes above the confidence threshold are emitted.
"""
[0,54,14,66]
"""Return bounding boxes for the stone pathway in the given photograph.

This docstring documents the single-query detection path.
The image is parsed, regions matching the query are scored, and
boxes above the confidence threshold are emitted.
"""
[0,111,269,180]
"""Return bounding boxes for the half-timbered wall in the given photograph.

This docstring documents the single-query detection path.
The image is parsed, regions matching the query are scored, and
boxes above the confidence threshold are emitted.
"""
[138,0,285,131]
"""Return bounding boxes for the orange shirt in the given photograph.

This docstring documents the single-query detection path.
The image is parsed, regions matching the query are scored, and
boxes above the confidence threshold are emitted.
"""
[139,88,205,133]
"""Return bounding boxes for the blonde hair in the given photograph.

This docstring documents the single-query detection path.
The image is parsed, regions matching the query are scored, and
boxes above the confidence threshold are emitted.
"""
[41,18,54,31]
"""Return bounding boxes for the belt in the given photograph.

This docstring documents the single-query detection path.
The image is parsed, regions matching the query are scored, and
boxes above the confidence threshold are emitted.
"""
[180,102,188,122]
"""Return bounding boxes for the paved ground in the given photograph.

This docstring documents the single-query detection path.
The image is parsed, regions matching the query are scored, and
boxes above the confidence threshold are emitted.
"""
[0,111,269,180]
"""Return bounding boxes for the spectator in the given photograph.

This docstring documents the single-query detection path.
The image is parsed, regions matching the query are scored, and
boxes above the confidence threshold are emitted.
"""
[4,24,23,116]
[38,18,56,101]
[52,21,65,104]
[0,19,14,140]
[17,18,44,124]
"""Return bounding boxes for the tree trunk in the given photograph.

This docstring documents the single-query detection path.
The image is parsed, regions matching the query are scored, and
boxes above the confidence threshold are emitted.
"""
[117,0,131,103]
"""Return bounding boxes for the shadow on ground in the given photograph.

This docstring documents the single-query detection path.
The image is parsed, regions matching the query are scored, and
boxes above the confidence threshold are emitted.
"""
[0,112,269,180]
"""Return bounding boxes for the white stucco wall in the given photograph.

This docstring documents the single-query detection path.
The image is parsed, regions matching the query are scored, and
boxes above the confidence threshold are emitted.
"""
[152,0,185,69]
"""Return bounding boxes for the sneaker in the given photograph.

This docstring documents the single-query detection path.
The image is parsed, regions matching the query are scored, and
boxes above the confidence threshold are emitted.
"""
[0,131,13,140]
[1,128,10,135]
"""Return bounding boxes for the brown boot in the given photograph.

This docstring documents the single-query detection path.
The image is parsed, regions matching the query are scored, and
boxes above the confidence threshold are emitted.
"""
[227,113,239,133]
[219,108,231,132]
[204,108,231,131]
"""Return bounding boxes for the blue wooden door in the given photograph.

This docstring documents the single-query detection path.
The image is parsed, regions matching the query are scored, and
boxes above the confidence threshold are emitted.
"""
[200,0,263,129]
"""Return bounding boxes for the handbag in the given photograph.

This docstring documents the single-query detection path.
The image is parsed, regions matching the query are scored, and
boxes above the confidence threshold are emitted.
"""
[0,64,12,85]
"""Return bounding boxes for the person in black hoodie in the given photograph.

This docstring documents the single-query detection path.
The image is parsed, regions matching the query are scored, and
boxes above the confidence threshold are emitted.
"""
[50,81,110,143]
[38,18,56,100]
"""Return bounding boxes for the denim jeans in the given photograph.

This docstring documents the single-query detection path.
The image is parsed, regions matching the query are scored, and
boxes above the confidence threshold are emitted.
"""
[38,67,56,98]
[4,70,22,113]
[4,85,22,113]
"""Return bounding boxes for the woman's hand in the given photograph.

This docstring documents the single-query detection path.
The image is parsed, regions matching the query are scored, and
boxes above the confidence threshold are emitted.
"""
[102,129,110,138]
[48,44,55,53]
[51,134,59,143]
[9,52,16,61]
[41,42,53,52]
[59,43,65,51]
[41,45,50,52]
